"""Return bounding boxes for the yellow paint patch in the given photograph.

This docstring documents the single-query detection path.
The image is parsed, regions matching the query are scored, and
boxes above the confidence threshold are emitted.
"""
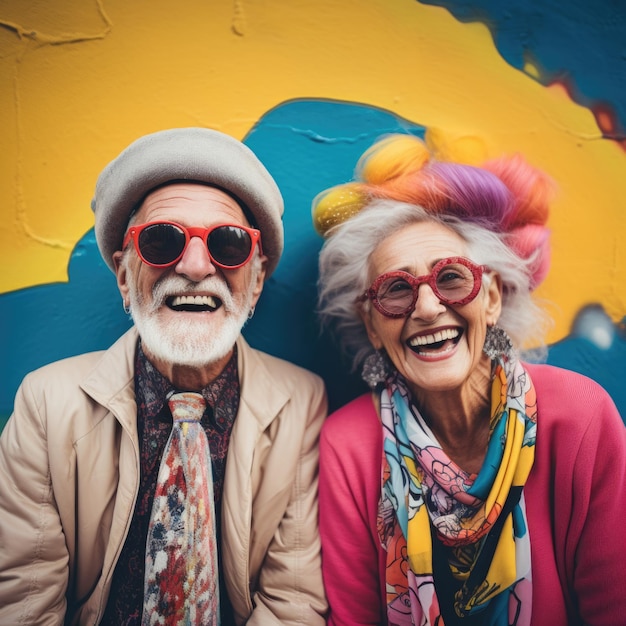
[1,0,624,344]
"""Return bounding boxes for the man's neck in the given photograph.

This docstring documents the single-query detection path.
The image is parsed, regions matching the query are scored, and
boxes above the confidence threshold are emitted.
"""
[145,347,235,391]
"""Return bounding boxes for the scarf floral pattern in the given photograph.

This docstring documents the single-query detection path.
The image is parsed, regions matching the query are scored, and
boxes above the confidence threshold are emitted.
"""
[378,357,537,625]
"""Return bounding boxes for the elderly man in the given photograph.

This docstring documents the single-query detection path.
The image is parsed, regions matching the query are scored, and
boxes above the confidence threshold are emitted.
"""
[0,128,327,625]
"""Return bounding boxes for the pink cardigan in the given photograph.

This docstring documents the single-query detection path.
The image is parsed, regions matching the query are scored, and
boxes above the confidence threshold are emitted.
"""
[319,363,626,626]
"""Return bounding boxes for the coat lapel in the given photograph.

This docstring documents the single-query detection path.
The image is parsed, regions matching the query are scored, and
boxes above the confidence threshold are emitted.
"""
[220,337,289,619]
[78,328,141,589]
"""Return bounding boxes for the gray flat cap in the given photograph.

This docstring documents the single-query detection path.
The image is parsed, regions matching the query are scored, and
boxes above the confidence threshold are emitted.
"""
[92,127,284,277]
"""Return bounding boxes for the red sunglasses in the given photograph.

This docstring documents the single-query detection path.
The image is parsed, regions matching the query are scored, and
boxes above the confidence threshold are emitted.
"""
[123,221,262,269]
[358,256,488,318]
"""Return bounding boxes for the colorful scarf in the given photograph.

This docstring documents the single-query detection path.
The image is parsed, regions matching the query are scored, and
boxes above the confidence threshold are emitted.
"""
[378,357,537,625]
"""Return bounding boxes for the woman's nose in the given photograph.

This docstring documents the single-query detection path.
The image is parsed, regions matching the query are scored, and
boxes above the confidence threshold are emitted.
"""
[409,283,446,320]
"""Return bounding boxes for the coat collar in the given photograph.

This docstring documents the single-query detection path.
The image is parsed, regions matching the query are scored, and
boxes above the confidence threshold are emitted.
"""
[235,334,290,429]
[79,327,139,437]
[78,327,292,438]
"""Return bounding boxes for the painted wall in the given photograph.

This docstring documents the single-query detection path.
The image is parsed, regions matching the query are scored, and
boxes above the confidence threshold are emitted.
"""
[1,0,625,422]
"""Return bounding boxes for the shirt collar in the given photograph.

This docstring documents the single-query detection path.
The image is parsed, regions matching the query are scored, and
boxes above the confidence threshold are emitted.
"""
[135,340,239,430]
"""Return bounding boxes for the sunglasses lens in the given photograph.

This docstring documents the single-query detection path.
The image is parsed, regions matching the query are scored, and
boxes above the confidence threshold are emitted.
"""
[435,262,476,302]
[376,276,415,315]
[207,226,253,267]
[372,260,479,316]
[138,223,186,266]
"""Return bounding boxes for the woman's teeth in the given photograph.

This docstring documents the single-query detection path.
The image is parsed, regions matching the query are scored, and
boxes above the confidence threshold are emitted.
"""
[409,328,460,349]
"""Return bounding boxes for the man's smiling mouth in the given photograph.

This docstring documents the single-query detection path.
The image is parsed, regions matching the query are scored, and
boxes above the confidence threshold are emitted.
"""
[167,295,221,312]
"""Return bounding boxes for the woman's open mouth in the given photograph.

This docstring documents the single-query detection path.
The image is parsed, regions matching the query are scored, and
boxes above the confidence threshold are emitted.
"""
[407,328,461,355]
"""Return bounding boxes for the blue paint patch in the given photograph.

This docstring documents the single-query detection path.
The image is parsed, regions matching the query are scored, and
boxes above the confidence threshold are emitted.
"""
[242,100,427,411]
[1,100,624,426]
[0,100,424,418]
[546,307,626,422]
[0,230,132,418]
[418,0,626,139]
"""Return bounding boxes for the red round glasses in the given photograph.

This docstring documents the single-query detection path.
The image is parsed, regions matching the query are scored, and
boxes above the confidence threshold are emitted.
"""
[123,221,262,269]
[358,256,488,318]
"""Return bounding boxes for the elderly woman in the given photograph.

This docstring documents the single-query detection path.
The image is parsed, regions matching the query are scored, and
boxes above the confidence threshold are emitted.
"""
[312,135,626,626]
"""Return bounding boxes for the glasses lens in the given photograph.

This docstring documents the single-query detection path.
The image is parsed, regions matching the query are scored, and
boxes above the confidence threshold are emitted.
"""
[376,276,415,314]
[138,223,186,265]
[208,226,253,267]
[434,262,475,302]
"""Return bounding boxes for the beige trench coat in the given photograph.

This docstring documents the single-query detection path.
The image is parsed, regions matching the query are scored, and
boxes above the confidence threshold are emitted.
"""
[0,328,327,625]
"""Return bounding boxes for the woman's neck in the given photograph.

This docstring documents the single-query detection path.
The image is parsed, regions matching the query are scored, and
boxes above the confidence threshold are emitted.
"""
[410,366,493,474]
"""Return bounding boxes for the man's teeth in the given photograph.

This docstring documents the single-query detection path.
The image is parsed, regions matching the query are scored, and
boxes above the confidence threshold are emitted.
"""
[171,295,218,308]
[409,328,459,347]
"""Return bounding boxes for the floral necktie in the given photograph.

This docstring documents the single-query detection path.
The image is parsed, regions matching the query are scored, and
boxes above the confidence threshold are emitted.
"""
[142,391,220,625]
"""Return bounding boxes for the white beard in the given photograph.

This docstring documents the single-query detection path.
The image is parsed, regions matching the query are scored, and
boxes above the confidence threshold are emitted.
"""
[127,272,255,368]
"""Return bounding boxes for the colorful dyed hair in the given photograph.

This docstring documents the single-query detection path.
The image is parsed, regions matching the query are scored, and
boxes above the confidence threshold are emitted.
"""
[312,134,554,289]
[313,134,555,370]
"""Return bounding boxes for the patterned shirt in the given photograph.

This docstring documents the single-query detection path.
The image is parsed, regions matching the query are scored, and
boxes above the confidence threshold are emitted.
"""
[101,341,239,625]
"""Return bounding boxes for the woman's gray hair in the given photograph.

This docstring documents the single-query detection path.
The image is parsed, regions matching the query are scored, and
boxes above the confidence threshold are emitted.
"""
[317,199,552,372]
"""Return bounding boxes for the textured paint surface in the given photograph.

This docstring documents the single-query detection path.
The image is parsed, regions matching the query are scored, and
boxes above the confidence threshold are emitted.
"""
[0,0,624,420]
[421,0,626,143]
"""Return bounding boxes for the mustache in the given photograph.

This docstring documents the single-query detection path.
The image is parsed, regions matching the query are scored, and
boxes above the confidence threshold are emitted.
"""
[148,275,236,312]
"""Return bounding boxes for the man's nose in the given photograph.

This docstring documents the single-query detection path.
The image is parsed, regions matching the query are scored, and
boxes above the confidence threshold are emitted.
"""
[174,236,217,281]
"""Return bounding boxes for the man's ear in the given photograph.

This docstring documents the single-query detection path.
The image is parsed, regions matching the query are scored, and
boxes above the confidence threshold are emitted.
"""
[485,271,503,326]
[112,251,130,306]
[249,255,268,308]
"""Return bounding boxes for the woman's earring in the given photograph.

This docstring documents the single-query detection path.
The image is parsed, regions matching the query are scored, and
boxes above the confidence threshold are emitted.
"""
[123,301,131,315]
[483,325,515,361]
[361,351,392,389]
